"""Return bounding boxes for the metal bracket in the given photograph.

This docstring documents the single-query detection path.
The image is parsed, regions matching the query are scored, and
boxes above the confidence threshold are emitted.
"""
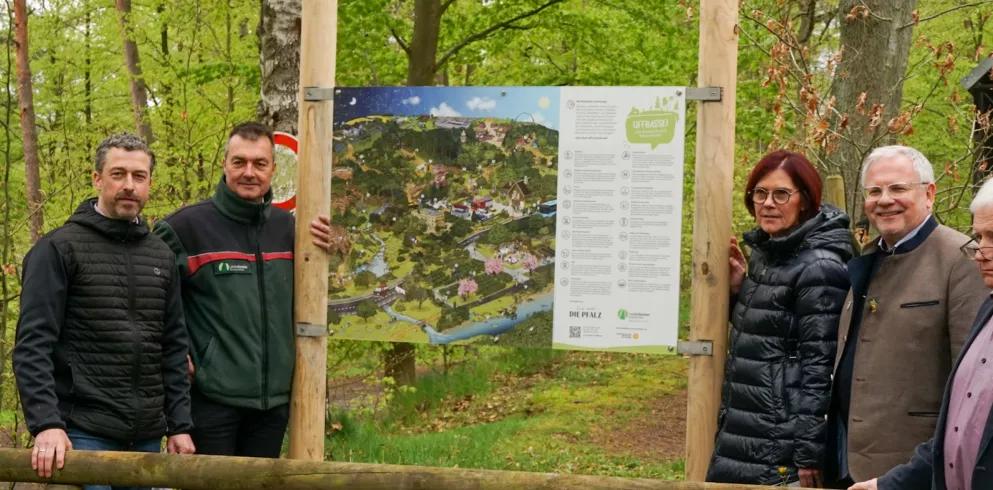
[295,322,327,337]
[683,87,722,102]
[674,340,714,356]
[303,87,335,102]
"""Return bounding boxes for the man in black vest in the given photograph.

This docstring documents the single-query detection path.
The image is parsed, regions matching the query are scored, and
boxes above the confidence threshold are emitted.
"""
[13,133,195,487]
[154,122,332,458]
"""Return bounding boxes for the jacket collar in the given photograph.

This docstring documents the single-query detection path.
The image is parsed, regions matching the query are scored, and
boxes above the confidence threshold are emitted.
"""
[863,214,938,256]
[211,176,272,225]
[66,197,149,242]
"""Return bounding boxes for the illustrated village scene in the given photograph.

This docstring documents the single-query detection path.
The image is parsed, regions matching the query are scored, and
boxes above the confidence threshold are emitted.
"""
[276,87,562,348]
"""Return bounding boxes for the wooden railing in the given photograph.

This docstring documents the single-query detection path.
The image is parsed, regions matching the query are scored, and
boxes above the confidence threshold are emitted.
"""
[0,448,815,490]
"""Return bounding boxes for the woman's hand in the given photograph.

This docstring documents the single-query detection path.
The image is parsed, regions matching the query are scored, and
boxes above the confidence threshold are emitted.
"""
[798,467,823,487]
[729,236,746,295]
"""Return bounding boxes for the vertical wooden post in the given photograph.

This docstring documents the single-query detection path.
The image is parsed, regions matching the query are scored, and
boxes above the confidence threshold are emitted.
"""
[824,175,846,210]
[685,0,738,482]
[289,0,337,461]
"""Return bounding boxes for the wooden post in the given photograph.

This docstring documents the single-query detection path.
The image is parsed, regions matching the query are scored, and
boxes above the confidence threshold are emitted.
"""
[289,0,337,461]
[823,175,846,210]
[685,0,739,482]
[0,448,820,490]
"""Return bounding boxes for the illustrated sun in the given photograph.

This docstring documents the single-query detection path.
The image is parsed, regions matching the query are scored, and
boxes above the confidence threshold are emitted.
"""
[538,97,550,109]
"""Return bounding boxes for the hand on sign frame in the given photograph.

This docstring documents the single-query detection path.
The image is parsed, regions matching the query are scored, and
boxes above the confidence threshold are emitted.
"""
[310,214,332,252]
[729,236,746,295]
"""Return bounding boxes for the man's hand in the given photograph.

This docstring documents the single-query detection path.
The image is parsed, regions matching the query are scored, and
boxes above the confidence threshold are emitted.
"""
[310,214,332,252]
[799,468,823,488]
[187,354,195,382]
[166,434,196,455]
[32,428,72,478]
[848,478,878,490]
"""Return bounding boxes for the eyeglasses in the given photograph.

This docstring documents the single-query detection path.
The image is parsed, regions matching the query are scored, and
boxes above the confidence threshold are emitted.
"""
[861,182,928,202]
[750,187,799,205]
[960,237,993,261]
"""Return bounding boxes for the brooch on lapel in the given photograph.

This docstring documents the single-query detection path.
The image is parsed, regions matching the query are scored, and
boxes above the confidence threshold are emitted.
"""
[869,299,878,313]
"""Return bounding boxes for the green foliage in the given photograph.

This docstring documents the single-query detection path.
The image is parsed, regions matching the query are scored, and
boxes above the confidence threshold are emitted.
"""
[495,311,555,351]
[355,270,377,288]
[484,223,511,245]
[356,300,379,322]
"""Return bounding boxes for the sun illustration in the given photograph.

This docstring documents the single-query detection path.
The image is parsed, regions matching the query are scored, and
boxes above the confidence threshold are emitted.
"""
[538,97,550,109]
[633,333,639,340]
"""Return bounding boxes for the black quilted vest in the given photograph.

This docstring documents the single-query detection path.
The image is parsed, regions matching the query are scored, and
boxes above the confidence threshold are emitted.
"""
[54,199,178,441]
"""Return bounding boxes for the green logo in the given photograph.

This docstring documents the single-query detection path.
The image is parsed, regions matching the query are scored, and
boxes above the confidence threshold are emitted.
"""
[617,309,628,320]
[219,262,230,273]
[625,96,679,149]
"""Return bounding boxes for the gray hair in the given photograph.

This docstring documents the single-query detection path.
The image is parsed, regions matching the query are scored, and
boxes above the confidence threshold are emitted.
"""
[860,145,935,187]
[94,133,156,174]
[224,121,274,157]
[971,178,993,214]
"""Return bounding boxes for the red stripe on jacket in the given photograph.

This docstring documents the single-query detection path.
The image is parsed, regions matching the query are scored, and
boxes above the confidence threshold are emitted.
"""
[187,251,293,275]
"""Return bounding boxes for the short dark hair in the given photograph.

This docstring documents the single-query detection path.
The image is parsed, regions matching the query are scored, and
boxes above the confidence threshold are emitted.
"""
[744,150,823,223]
[225,122,274,155]
[94,133,155,174]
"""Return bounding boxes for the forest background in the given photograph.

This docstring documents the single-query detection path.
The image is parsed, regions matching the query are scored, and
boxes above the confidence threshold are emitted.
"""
[0,0,991,480]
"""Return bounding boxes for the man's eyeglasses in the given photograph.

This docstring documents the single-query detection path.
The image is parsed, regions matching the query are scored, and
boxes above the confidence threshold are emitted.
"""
[750,187,799,205]
[960,237,993,261]
[862,182,928,202]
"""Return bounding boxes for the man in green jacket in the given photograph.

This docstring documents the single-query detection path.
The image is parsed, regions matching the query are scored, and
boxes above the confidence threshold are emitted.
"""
[153,122,331,457]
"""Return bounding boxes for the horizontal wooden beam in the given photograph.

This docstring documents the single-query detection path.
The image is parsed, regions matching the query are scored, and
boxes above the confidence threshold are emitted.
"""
[0,448,811,490]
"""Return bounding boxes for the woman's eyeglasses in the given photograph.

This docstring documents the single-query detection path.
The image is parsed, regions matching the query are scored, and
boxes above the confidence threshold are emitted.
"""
[750,187,799,205]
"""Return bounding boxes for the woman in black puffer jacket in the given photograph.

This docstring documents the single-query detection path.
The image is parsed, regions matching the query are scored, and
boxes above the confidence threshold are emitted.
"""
[706,151,853,487]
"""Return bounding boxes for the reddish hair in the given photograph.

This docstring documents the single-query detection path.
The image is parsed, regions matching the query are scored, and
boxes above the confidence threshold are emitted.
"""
[744,150,822,223]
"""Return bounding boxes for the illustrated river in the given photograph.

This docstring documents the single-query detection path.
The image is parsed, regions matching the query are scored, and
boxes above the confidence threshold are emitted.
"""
[353,229,553,344]
[397,290,553,344]
[353,233,389,277]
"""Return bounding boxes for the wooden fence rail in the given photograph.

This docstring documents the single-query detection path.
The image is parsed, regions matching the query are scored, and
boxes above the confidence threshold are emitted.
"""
[0,449,814,490]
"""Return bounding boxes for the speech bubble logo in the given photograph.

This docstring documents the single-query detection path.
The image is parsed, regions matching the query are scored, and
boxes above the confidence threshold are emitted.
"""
[626,112,677,149]
[625,96,680,149]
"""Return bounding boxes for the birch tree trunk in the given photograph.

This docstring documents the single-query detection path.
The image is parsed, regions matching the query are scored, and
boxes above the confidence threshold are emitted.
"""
[258,0,301,133]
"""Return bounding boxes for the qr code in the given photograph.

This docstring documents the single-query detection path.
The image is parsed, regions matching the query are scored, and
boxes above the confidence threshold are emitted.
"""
[569,326,581,338]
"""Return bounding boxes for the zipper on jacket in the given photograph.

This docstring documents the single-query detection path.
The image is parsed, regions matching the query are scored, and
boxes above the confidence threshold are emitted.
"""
[123,235,141,440]
[254,221,269,411]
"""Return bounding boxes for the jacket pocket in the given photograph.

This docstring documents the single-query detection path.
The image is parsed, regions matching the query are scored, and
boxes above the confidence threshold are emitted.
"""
[908,411,940,418]
[200,336,217,370]
[900,300,940,308]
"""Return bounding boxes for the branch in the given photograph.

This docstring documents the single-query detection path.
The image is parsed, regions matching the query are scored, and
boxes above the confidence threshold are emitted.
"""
[902,1,993,29]
[440,0,458,16]
[435,0,566,70]
[390,27,410,57]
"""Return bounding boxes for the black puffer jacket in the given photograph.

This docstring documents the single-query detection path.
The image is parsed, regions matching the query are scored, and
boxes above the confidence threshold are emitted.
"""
[706,204,853,485]
[13,199,192,442]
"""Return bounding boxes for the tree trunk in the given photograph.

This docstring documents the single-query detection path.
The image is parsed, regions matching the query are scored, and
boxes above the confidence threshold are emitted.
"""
[828,0,917,223]
[13,0,44,244]
[258,0,302,133]
[381,0,449,387]
[84,4,92,126]
[383,343,416,387]
[1,0,17,412]
[407,0,441,86]
[115,0,154,142]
